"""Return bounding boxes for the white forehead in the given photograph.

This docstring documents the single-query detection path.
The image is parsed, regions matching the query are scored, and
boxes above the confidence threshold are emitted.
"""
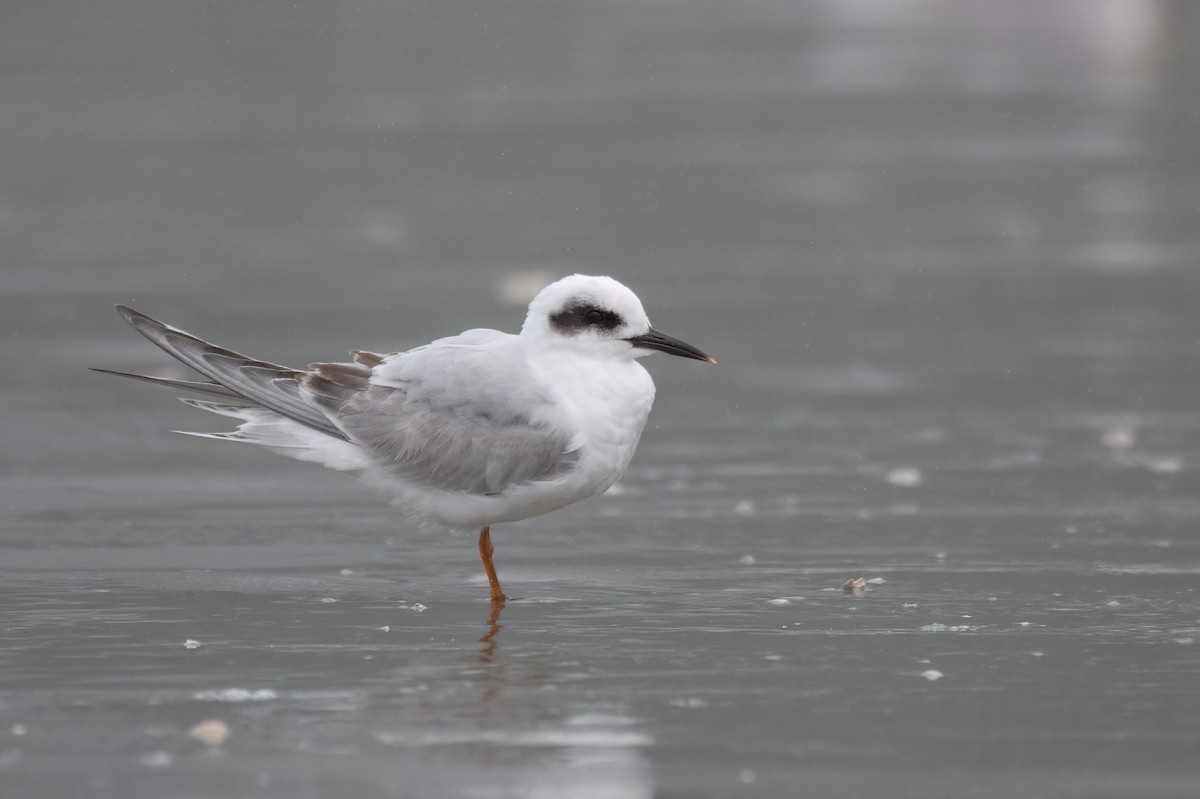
[525,274,650,326]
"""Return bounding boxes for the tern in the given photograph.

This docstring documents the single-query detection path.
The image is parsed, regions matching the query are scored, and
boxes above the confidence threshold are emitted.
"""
[96,275,715,603]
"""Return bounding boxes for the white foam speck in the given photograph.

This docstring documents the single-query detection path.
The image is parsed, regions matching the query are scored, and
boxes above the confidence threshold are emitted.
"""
[669,697,709,709]
[1146,456,1183,474]
[886,468,923,487]
[138,751,173,768]
[1106,600,1121,607]
[734,500,756,516]
[738,554,757,565]
[920,670,944,681]
[184,639,201,649]
[865,577,886,585]
[767,598,791,606]
[1102,426,1136,449]
[193,688,277,702]
[411,603,428,613]
[339,568,354,576]
[378,626,390,632]
[1174,637,1194,645]
[921,623,979,632]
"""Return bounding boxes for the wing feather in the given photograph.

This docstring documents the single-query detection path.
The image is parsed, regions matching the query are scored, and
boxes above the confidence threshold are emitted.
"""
[351,350,387,368]
[306,335,579,495]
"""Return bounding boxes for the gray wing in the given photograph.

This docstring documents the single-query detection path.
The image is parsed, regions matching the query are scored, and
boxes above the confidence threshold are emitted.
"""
[304,338,580,495]
[105,305,350,441]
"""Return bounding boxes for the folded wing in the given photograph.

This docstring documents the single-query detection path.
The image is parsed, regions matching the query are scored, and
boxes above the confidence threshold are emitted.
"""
[306,333,580,495]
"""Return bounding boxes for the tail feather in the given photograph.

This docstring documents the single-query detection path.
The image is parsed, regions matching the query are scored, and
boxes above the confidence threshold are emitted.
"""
[172,426,368,470]
[173,430,251,442]
[100,305,372,472]
[178,397,255,418]
[89,367,244,400]
[111,305,349,441]
[175,397,369,470]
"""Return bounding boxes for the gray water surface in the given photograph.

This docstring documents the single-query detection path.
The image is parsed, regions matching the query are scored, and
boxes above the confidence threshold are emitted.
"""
[3,2,1199,797]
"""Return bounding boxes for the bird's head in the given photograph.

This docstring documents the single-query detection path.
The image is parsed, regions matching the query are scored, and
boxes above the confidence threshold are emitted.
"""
[521,274,715,364]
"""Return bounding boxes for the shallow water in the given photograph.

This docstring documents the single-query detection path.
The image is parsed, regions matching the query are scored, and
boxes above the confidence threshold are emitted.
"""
[3,1,1200,797]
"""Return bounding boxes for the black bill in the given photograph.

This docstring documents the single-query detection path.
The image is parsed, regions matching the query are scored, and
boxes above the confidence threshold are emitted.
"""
[625,328,716,363]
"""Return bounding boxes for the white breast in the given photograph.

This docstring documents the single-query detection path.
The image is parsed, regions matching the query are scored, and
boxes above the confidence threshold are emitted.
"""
[525,350,657,502]
[388,346,656,530]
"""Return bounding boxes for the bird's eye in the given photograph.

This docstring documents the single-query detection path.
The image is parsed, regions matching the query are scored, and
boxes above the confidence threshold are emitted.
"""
[550,304,622,334]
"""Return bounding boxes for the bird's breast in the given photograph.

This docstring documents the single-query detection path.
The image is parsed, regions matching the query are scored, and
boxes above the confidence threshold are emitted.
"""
[535,357,656,492]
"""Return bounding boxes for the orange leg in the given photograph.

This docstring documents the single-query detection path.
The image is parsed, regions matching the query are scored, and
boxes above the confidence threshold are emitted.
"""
[478,526,507,603]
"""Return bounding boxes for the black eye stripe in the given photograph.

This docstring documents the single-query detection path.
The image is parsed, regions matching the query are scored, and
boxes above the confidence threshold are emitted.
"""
[549,303,624,334]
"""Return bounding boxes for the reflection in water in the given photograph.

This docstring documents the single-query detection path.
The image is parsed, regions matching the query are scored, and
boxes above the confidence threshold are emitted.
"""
[477,599,506,715]
[370,599,655,798]
[479,599,505,664]
[373,713,655,799]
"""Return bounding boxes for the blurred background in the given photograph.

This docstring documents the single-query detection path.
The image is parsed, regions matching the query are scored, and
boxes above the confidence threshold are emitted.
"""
[2,1,1198,797]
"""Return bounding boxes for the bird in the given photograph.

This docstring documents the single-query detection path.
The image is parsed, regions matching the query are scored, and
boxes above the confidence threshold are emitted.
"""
[94,275,715,603]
